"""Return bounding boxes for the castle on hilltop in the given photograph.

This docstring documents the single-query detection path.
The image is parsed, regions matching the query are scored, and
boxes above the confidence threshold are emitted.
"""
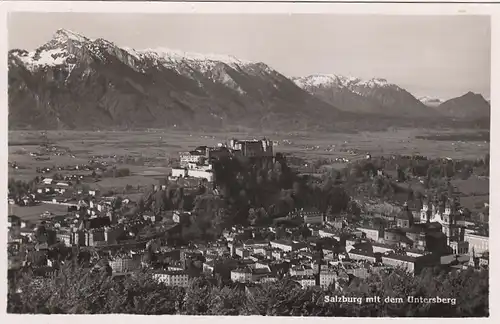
[171,138,274,183]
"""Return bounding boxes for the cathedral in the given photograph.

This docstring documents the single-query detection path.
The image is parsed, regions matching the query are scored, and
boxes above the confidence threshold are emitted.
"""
[419,197,462,245]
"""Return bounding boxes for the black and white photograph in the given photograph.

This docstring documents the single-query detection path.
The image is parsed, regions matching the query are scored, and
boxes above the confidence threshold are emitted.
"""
[4,2,492,318]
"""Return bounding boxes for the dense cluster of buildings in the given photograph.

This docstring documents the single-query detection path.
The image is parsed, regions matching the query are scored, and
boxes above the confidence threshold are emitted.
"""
[7,138,489,292]
[8,194,489,291]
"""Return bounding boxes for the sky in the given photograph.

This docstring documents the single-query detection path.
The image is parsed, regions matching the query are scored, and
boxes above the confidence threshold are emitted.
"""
[8,13,491,100]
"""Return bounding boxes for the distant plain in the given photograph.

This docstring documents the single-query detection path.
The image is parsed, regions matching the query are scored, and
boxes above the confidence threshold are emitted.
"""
[8,128,489,217]
[9,128,489,160]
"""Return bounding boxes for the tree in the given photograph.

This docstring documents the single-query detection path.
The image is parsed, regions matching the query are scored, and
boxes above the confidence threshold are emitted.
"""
[407,187,414,202]
[396,165,406,182]
[137,197,145,212]
[112,197,123,211]
[248,207,268,226]
[152,190,167,214]
[460,165,472,180]
[172,188,184,210]
[7,264,489,316]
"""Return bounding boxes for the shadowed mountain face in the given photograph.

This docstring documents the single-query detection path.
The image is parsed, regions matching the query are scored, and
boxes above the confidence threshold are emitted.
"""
[9,29,353,131]
[293,75,437,118]
[8,29,487,131]
[435,92,491,119]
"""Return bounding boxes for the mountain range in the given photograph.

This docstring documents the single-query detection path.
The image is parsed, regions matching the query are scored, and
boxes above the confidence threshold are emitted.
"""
[418,96,443,108]
[8,29,490,131]
[435,92,491,119]
[293,75,436,117]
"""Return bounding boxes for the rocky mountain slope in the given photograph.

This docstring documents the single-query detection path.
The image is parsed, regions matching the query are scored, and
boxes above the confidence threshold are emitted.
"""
[9,29,354,131]
[293,74,437,118]
[435,92,490,119]
[8,29,488,131]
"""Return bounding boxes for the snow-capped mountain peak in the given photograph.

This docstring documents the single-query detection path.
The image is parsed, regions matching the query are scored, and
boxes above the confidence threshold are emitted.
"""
[9,29,352,131]
[356,78,392,88]
[124,46,253,72]
[419,96,443,107]
[294,74,400,91]
[293,74,360,89]
[293,73,434,117]
[53,28,90,44]
[10,28,258,76]
[10,47,68,70]
[152,47,250,65]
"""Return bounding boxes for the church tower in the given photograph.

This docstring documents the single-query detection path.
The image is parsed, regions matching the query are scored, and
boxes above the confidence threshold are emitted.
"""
[442,200,452,242]
[443,198,460,245]
[420,198,432,223]
[397,202,414,228]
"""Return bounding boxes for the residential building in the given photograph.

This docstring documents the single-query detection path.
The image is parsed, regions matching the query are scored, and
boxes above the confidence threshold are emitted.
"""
[326,217,347,230]
[381,254,418,274]
[171,168,188,178]
[109,256,141,273]
[348,249,377,263]
[357,226,384,242]
[318,229,340,240]
[405,248,425,258]
[270,240,296,252]
[371,242,395,254]
[171,167,214,182]
[272,249,284,260]
[231,268,252,282]
[289,265,314,277]
[42,178,53,185]
[381,253,440,275]
[319,269,337,288]
[153,270,190,287]
[348,267,370,279]
[289,207,324,225]
[294,276,316,288]
[251,268,273,281]
[56,230,72,246]
[235,247,252,258]
[449,240,469,255]
[259,276,278,283]
[464,233,489,256]
[187,169,214,182]
[243,240,269,249]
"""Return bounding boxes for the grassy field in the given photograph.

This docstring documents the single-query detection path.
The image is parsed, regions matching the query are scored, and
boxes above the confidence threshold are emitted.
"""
[94,175,160,189]
[451,177,489,212]
[451,178,489,196]
[9,203,69,223]
[8,128,490,192]
[460,195,489,213]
